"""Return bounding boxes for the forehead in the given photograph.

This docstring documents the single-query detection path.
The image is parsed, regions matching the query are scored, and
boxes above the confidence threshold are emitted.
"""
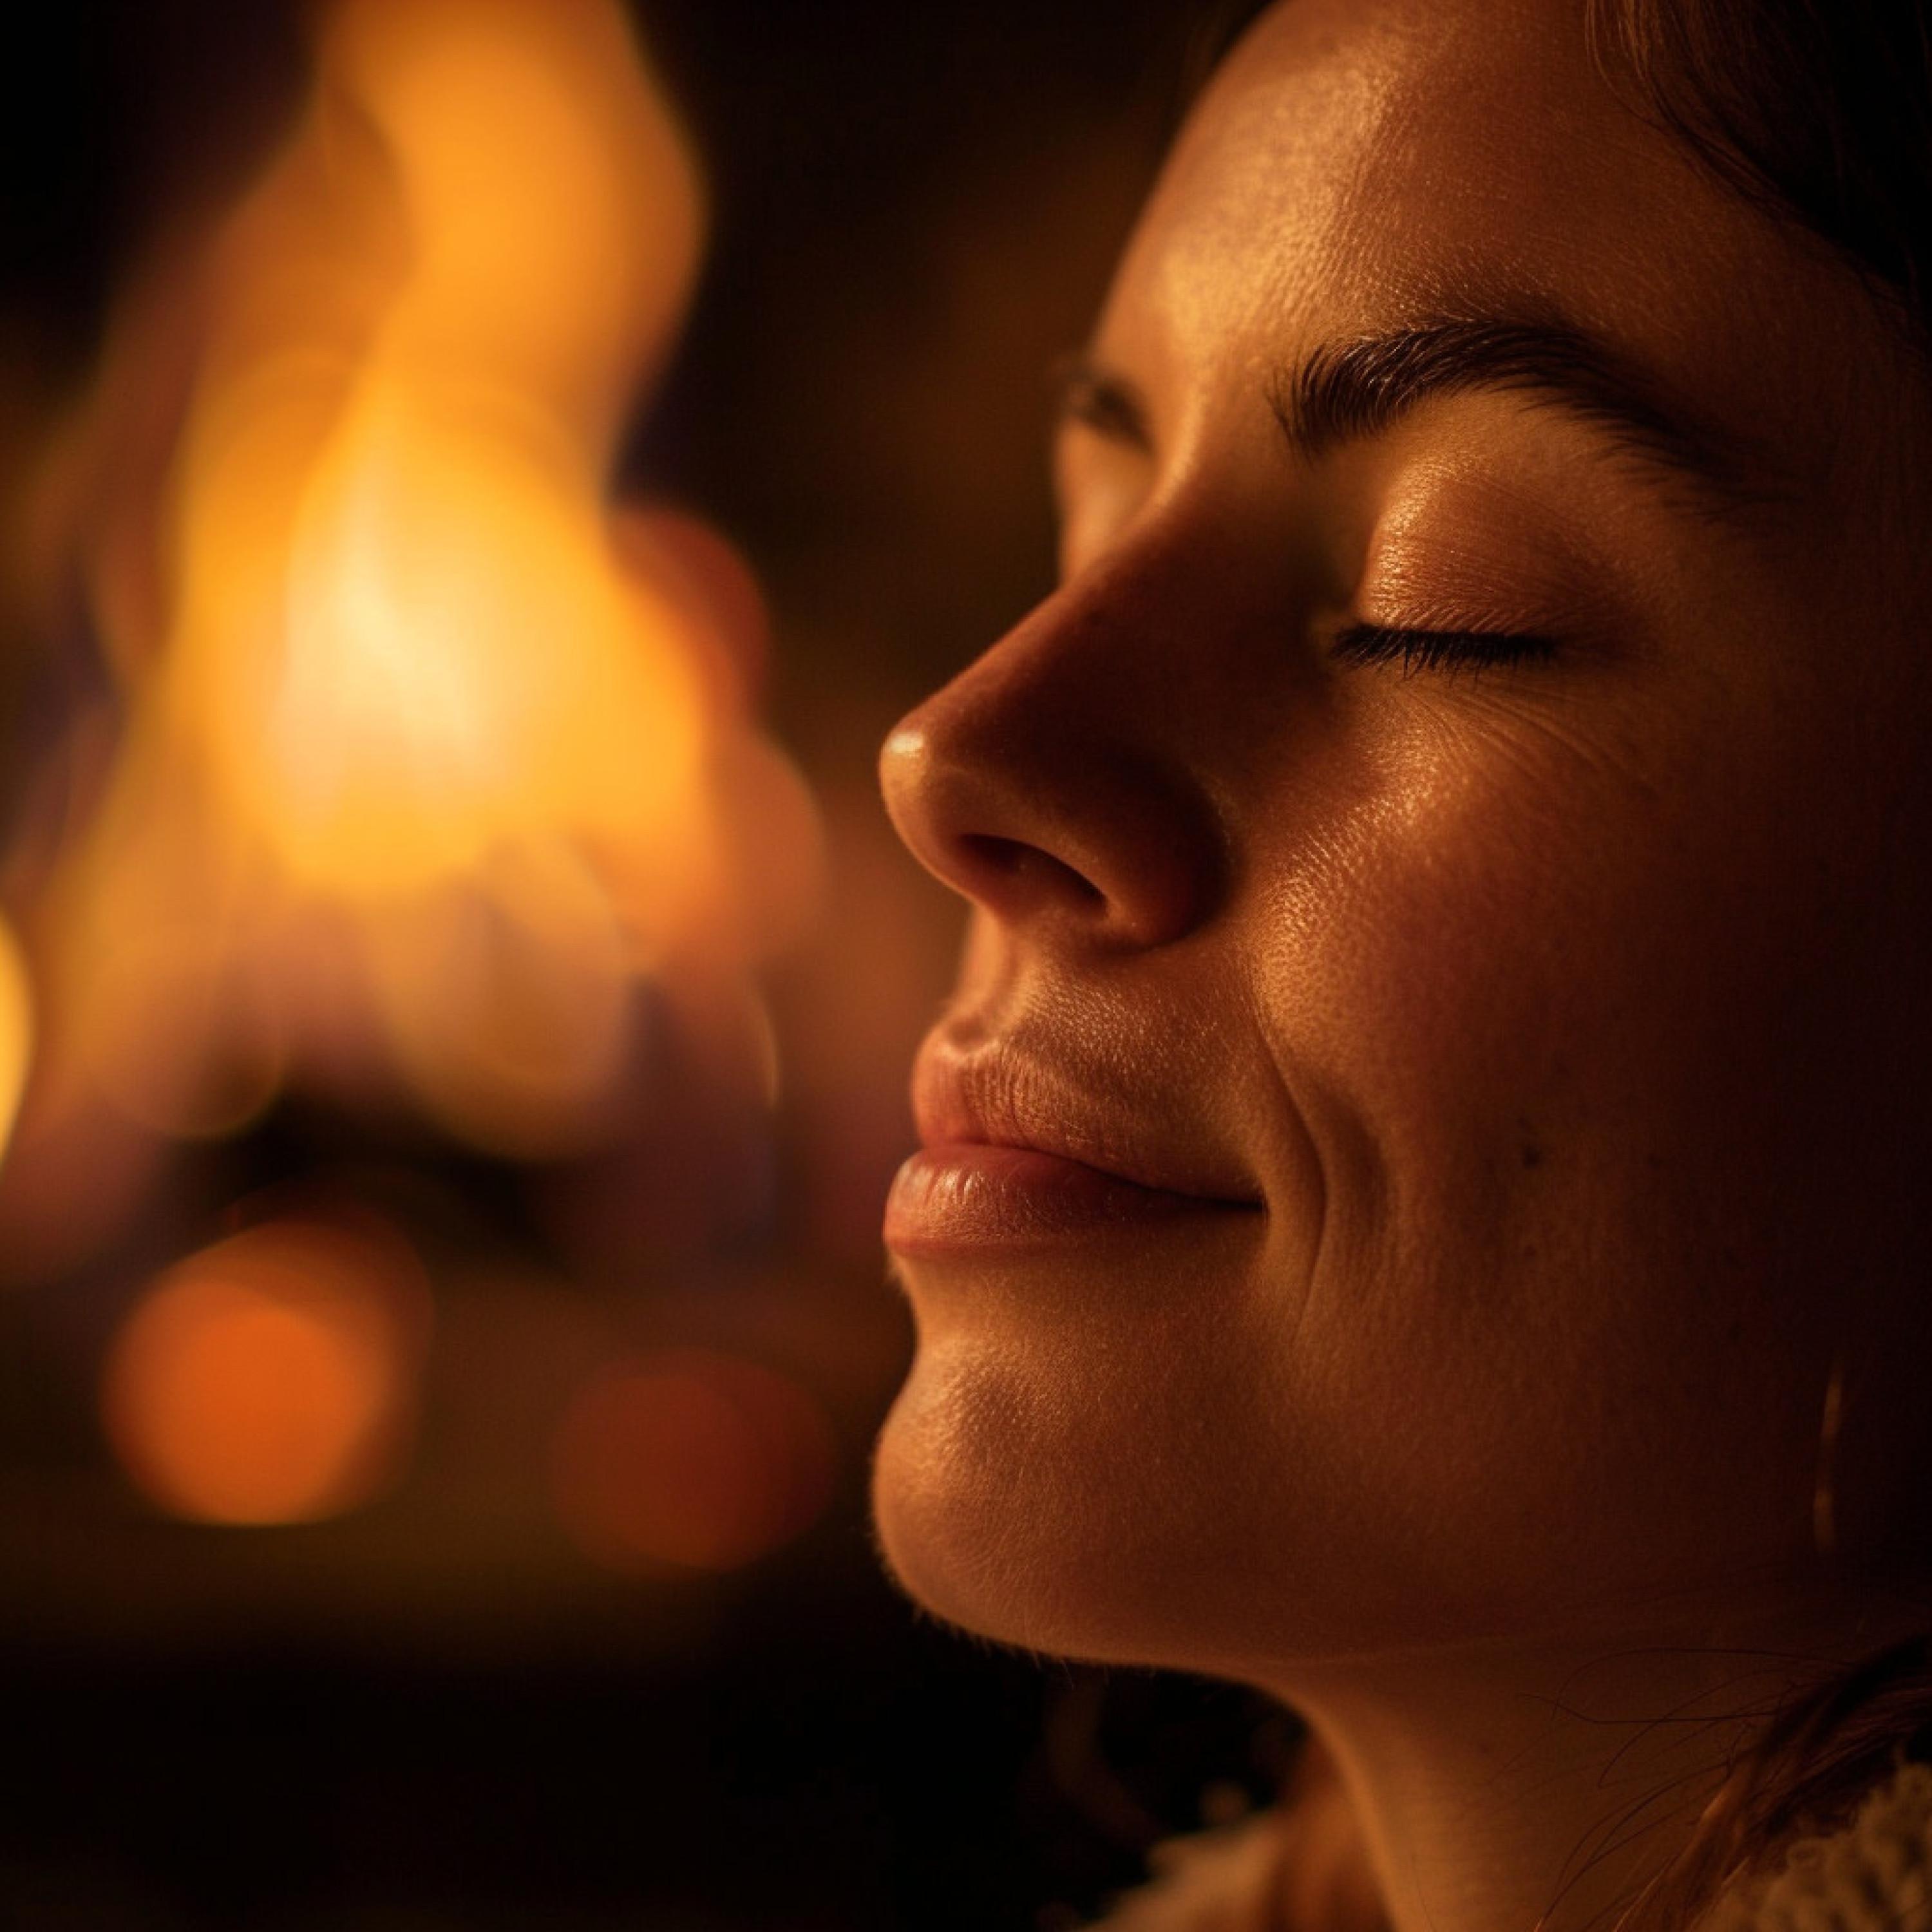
[1102,0,1869,475]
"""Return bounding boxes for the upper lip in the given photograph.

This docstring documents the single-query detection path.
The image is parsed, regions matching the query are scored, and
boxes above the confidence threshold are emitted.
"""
[911,1028,1264,1207]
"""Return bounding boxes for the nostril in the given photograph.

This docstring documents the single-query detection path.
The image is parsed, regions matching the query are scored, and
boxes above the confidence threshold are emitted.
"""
[956,834,1106,909]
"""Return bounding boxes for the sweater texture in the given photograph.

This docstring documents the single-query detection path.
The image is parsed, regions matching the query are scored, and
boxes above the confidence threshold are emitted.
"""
[1094,1756,1932,1931]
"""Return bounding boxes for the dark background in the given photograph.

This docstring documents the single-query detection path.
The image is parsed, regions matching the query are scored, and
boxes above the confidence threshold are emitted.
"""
[0,5,1289,1927]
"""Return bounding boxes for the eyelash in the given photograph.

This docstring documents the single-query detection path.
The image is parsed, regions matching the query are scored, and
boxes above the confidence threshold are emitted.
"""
[1330,623,1558,677]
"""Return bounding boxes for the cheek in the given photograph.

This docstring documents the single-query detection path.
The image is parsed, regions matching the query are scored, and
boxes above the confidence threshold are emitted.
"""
[1252,706,1860,1610]
[875,664,1932,1661]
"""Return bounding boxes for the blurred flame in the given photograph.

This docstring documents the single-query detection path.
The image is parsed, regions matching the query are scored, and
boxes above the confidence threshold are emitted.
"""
[102,1215,430,1525]
[19,0,818,1162]
[184,0,708,902]
[0,915,29,1159]
[550,1349,837,1573]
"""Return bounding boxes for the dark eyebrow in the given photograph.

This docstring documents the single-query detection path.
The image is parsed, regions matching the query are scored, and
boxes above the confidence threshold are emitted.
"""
[1050,354,1153,451]
[1271,315,1763,510]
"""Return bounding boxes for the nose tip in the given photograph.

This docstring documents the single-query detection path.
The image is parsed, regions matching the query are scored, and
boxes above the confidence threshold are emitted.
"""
[878,700,1222,951]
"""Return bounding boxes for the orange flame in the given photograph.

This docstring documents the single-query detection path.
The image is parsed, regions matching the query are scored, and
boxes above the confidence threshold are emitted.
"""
[102,1215,430,1525]
[179,0,708,901]
[18,0,817,1162]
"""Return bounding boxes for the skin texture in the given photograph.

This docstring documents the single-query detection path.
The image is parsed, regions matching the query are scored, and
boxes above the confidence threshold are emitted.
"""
[875,1,1932,1926]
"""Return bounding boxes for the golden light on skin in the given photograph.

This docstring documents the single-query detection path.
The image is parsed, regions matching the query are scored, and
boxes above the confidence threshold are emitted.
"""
[549,1349,838,1573]
[20,0,819,1159]
[101,1216,431,1526]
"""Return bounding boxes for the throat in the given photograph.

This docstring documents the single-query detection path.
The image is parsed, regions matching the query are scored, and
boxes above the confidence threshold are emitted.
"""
[1264,1616,1913,1932]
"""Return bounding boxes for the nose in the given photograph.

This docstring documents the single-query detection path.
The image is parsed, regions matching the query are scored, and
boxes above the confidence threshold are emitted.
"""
[879,565,1227,951]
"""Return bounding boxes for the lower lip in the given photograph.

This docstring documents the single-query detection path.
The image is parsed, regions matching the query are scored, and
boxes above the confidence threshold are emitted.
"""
[885,1142,1253,1257]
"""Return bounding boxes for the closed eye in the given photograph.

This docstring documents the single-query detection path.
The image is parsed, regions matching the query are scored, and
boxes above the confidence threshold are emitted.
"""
[1331,623,1559,676]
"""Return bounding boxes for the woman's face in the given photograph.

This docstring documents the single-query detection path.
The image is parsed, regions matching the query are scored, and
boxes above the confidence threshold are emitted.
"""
[875,0,1932,1672]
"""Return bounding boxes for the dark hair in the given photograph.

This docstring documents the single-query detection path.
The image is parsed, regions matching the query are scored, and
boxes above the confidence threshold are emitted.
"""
[1586,0,1932,342]
[1608,1640,1932,1932]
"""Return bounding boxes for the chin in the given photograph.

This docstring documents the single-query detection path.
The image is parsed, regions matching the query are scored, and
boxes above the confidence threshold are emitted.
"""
[870,1323,1338,1670]
[871,1349,1226,1661]
[870,1307,1756,1676]
[871,1343,1081,1655]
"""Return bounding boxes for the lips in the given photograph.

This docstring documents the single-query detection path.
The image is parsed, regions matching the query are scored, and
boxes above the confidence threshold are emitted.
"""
[884,1031,1263,1257]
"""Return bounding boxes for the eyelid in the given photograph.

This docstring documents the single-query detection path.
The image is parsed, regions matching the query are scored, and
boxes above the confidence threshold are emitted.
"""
[1330,622,1559,676]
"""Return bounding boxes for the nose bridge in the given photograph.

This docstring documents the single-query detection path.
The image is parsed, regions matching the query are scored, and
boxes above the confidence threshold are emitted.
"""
[879,528,1233,950]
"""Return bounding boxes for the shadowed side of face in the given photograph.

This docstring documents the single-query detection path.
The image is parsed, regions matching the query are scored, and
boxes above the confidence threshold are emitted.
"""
[874,0,1932,1671]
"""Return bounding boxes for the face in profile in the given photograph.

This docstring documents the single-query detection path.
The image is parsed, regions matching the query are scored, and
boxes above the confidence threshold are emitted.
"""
[873,0,1932,1676]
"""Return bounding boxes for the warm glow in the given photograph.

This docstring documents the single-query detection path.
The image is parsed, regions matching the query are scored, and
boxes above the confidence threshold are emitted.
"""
[0,915,28,1162]
[550,1349,837,1573]
[102,1217,429,1525]
[27,0,817,1159]
[180,0,710,904]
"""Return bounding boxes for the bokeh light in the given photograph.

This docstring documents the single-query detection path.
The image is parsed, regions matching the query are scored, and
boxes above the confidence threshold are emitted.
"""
[550,1348,837,1573]
[102,1215,431,1525]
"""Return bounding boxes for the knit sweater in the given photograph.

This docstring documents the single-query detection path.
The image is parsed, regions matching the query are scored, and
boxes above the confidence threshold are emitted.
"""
[1094,1757,1932,1931]
[1702,1757,1932,1932]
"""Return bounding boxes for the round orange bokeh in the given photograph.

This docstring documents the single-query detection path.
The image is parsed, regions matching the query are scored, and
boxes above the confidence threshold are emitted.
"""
[102,1217,428,1525]
[550,1348,837,1573]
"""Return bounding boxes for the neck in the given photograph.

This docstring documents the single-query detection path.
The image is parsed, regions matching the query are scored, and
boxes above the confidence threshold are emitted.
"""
[1263,1592,1917,1932]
